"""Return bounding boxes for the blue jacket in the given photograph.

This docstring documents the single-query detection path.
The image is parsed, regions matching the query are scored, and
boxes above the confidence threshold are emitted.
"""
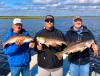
[3,29,31,67]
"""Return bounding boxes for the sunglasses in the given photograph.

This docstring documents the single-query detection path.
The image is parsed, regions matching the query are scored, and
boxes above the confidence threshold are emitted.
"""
[45,19,54,23]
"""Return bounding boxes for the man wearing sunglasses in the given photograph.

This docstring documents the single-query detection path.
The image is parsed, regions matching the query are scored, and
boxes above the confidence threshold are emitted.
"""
[34,15,65,76]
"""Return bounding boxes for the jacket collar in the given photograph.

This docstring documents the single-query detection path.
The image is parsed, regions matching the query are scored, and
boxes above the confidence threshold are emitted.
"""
[10,28,26,35]
[70,26,89,34]
[44,26,55,32]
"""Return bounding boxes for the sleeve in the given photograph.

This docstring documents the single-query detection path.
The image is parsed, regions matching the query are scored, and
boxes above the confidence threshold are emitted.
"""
[3,31,29,56]
[65,31,72,44]
[88,30,97,43]
[23,30,30,36]
[58,31,66,51]
[34,32,49,53]
[52,31,66,52]
[3,43,20,56]
[86,30,98,53]
[34,32,40,52]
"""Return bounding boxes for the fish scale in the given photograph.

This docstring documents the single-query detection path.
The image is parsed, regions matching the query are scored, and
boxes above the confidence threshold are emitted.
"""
[6,35,34,44]
[55,39,95,60]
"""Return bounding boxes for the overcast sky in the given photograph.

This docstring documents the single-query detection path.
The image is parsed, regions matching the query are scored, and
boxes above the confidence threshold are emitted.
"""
[0,0,100,16]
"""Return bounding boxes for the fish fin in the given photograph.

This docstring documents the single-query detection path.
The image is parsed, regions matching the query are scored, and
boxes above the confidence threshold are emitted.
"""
[80,49,83,52]
[63,42,67,46]
[56,43,67,49]
[57,42,67,46]
[55,52,63,60]
[44,43,50,47]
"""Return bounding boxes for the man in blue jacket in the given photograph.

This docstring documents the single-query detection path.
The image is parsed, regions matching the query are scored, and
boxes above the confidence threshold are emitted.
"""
[3,18,34,76]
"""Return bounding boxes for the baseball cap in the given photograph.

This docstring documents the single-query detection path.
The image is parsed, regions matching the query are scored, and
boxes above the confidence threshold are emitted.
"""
[45,15,54,20]
[45,15,54,22]
[13,18,22,24]
[73,16,82,22]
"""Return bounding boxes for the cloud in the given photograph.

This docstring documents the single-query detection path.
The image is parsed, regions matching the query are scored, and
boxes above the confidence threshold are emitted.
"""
[33,0,59,4]
[0,0,100,16]
[64,0,89,4]
[91,0,100,3]
[0,1,9,8]
[0,1,13,11]
[62,0,100,12]
[64,0,100,4]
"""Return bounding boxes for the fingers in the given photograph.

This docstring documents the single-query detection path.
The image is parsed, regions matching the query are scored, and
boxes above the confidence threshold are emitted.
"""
[94,52,98,57]
[37,42,42,50]
[93,49,98,56]
[29,42,34,48]
[15,39,21,46]
[91,43,99,57]
[2,42,8,47]
[15,38,25,46]
[93,48,98,57]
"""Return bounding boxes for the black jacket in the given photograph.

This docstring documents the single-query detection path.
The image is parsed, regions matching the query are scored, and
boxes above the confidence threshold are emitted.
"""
[34,27,65,69]
[65,26,95,65]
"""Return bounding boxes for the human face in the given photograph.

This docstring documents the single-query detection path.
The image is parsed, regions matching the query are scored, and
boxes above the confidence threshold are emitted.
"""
[73,20,82,29]
[45,18,54,30]
[12,23,22,34]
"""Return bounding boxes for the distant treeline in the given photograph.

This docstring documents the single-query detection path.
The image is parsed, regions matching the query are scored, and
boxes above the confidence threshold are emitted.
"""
[0,16,44,19]
[0,16,73,19]
[0,16,100,19]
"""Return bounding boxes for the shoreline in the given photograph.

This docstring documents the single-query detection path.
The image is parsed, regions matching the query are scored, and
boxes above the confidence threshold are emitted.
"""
[0,16,100,19]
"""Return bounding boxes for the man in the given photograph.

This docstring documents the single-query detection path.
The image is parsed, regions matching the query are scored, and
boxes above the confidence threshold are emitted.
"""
[65,16,98,76]
[3,18,34,76]
[34,15,65,76]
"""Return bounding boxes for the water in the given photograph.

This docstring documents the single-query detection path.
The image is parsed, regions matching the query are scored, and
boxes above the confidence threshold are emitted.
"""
[0,17,100,75]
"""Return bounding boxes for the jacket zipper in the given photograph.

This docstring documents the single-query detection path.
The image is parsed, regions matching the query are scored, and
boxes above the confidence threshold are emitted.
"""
[77,33,81,65]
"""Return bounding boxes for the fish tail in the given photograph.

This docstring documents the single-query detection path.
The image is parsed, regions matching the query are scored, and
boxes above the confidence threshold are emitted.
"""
[61,42,67,47]
[55,52,63,60]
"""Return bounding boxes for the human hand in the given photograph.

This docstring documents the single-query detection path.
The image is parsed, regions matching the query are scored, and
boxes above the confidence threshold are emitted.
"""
[29,42,35,48]
[91,43,98,56]
[37,41,43,50]
[2,42,8,47]
[15,37,25,46]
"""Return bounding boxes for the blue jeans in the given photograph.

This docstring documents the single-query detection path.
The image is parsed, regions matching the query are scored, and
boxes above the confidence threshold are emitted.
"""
[10,65,30,76]
[63,55,70,76]
[70,63,90,76]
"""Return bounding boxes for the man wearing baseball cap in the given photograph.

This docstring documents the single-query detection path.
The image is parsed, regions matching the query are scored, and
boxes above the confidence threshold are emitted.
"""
[34,15,65,76]
[65,16,98,76]
[3,18,34,76]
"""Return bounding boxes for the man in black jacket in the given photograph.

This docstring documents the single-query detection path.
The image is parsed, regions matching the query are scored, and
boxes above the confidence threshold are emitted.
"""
[34,15,65,76]
[65,16,98,76]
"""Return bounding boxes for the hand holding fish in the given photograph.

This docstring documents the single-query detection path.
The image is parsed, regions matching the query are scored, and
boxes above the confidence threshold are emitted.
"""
[37,41,43,51]
[15,37,25,46]
[29,42,35,48]
[55,39,95,60]
[91,43,98,56]
[2,42,8,47]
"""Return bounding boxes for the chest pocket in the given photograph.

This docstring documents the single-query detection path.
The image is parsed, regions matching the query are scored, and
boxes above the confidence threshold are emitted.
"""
[70,33,82,42]
[77,33,83,41]
[82,33,92,41]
